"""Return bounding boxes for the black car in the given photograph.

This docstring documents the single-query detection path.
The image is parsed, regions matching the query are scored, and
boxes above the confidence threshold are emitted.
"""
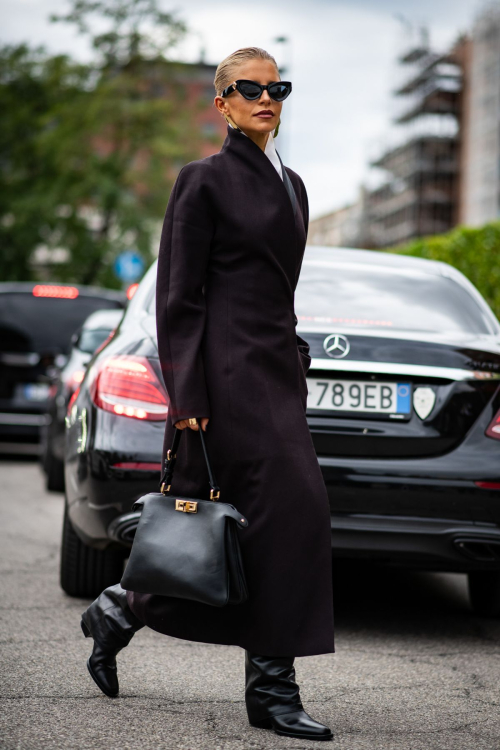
[41,307,125,492]
[62,248,500,617]
[0,282,126,454]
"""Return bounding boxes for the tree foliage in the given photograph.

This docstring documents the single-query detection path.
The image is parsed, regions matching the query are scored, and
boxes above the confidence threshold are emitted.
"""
[0,0,203,287]
[387,221,500,321]
[51,0,186,67]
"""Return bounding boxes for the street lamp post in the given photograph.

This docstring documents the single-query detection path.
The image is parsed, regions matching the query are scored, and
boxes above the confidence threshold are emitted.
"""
[273,35,292,165]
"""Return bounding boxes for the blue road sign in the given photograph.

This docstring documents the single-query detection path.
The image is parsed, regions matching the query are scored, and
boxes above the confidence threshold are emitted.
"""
[114,250,144,282]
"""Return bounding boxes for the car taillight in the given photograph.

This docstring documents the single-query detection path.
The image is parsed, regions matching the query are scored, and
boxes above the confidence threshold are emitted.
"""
[126,283,139,300]
[67,386,80,413]
[72,369,86,386]
[64,369,86,398]
[89,355,168,421]
[32,284,79,299]
[485,408,500,440]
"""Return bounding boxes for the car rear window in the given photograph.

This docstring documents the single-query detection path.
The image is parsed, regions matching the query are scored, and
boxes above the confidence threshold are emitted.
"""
[0,293,123,354]
[295,261,494,334]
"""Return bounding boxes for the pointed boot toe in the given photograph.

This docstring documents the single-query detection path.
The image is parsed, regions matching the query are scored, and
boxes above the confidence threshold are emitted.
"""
[252,709,333,741]
[87,644,120,698]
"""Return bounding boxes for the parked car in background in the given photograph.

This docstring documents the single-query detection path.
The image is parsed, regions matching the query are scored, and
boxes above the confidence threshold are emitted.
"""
[41,308,124,492]
[62,249,500,619]
[0,283,126,455]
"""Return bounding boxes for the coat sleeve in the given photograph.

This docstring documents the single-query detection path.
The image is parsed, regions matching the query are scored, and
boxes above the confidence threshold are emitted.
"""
[156,163,215,425]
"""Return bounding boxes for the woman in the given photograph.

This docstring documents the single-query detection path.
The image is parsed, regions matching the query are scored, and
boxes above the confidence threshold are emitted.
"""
[81,46,335,742]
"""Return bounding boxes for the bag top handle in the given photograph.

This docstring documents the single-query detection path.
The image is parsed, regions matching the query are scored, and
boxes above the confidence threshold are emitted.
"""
[159,419,221,500]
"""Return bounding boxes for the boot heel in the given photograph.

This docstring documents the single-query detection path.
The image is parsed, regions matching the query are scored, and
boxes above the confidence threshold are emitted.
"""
[81,618,91,638]
[249,717,273,729]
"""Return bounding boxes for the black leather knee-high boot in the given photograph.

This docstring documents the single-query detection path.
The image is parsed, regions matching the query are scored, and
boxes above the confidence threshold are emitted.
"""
[81,583,144,698]
[245,651,333,741]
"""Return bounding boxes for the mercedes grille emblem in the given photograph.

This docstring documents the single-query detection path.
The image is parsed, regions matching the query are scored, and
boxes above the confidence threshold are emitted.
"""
[323,334,350,359]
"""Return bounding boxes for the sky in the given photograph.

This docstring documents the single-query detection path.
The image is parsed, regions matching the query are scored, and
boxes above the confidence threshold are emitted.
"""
[1,0,487,218]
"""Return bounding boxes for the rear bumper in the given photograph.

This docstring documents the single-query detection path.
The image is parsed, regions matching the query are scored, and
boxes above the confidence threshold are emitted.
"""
[0,411,50,451]
[0,411,48,427]
[331,513,500,571]
[0,410,48,424]
[318,453,500,525]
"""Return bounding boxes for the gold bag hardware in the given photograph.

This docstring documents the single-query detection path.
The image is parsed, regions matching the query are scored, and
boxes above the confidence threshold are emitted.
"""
[175,499,198,513]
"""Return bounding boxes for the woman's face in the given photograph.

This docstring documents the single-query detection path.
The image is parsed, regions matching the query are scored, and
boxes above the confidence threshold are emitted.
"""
[215,59,283,137]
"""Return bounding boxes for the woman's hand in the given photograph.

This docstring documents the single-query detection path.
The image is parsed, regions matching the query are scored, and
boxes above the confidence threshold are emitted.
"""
[174,417,209,432]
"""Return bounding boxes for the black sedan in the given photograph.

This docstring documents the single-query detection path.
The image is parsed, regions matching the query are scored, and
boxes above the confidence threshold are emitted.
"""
[0,282,126,454]
[41,307,124,492]
[62,248,500,617]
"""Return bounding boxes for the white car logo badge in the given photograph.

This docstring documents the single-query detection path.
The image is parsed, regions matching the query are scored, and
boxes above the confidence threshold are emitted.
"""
[413,387,436,420]
[324,334,350,359]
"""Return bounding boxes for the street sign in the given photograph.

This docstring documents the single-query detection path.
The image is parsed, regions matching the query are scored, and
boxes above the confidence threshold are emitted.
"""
[114,250,144,282]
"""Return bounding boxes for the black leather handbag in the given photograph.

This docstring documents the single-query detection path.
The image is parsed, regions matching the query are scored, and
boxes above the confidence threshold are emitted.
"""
[121,420,249,607]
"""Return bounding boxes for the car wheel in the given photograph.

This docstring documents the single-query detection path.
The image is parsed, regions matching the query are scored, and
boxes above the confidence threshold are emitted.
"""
[45,450,65,493]
[60,503,126,598]
[468,571,500,618]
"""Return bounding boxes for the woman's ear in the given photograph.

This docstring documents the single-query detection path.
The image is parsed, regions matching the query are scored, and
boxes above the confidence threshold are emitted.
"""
[214,96,226,115]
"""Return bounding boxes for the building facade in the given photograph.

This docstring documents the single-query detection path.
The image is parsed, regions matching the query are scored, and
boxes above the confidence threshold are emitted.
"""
[308,33,468,249]
[170,61,228,159]
[459,4,500,225]
[365,36,465,248]
[307,187,371,248]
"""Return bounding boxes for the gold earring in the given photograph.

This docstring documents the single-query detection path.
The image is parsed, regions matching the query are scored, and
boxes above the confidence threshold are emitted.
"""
[273,118,281,138]
[223,113,242,132]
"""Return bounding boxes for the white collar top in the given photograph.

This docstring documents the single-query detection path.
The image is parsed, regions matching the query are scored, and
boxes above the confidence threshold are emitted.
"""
[229,124,283,181]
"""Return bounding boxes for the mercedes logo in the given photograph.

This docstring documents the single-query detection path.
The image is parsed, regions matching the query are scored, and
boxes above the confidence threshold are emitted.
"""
[324,334,350,359]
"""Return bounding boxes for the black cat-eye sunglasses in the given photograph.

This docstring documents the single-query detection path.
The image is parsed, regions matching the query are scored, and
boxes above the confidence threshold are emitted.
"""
[221,79,292,102]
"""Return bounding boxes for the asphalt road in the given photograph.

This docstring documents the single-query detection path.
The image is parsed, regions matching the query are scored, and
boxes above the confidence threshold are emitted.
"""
[1,457,500,750]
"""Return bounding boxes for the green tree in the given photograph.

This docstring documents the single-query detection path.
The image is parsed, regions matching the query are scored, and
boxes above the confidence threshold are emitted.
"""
[51,0,186,66]
[0,0,203,287]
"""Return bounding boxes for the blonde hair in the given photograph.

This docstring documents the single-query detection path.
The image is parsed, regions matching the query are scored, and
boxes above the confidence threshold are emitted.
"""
[214,47,279,96]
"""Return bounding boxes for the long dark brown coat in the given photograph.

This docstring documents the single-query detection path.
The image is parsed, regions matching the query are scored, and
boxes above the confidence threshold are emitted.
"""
[126,124,335,657]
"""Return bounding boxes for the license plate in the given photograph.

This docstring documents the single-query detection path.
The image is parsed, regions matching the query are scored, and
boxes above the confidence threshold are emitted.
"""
[306,378,411,415]
[22,383,50,401]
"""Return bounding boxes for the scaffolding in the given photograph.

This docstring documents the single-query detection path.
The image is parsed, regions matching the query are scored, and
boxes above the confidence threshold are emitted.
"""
[365,33,465,248]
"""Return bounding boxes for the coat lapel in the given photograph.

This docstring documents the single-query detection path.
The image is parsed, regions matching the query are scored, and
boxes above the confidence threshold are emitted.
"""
[221,126,296,220]
[220,125,304,290]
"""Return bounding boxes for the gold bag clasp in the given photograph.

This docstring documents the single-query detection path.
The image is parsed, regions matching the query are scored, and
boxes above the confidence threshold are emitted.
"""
[175,499,198,513]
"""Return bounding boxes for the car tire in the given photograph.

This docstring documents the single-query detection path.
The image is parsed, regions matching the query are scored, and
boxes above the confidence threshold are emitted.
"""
[468,571,500,618]
[40,424,50,474]
[60,503,126,598]
[45,451,65,493]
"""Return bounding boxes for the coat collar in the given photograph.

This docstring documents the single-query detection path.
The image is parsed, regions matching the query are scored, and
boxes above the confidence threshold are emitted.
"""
[221,125,297,218]
[221,124,282,176]
[231,125,283,179]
